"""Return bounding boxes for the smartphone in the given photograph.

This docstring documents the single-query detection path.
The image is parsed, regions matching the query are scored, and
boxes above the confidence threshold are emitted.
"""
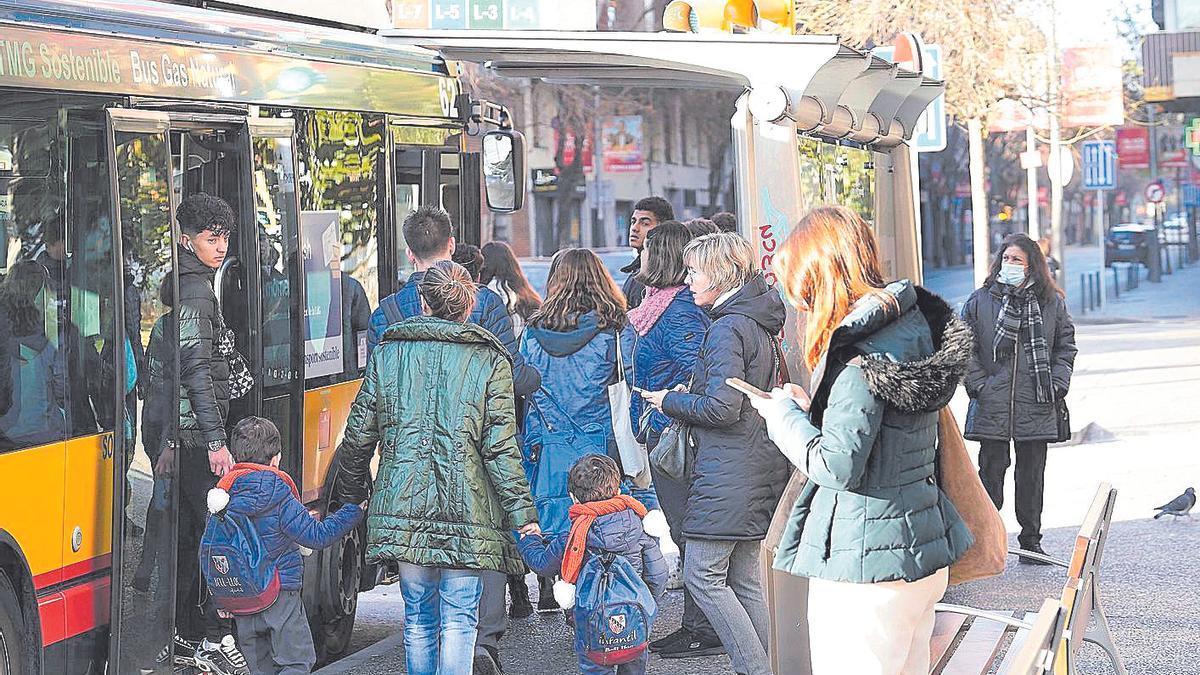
[631,386,648,395]
[726,377,770,399]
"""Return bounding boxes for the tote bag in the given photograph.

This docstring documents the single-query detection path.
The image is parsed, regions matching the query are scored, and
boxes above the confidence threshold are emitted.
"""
[609,331,651,489]
[938,407,1007,585]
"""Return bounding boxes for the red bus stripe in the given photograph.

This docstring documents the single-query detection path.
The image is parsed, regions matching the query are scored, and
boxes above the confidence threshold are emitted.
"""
[32,553,112,592]
[37,576,111,646]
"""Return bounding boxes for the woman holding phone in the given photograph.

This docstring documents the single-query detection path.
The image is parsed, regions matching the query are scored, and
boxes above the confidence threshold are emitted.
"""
[746,206,973,675]
[640,232,789,675]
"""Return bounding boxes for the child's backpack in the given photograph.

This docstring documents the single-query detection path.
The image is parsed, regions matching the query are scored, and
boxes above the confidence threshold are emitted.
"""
[199,470,281,615]
[572,552,657,666]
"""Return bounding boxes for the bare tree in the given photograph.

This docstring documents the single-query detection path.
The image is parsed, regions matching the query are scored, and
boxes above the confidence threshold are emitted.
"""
[796,0,1043,283]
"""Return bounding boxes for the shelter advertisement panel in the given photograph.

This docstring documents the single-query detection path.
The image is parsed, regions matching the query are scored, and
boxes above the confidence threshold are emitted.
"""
[301,210,344,378]
[601,116,644,173]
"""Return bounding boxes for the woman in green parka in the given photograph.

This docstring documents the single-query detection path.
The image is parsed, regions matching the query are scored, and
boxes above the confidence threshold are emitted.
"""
[746,207,973,675]
[335,261,540,675]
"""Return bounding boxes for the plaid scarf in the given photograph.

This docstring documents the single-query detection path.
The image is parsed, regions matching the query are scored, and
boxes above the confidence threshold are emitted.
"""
[993,286,1053,404]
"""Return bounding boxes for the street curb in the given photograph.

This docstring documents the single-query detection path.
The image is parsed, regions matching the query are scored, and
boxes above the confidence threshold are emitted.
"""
[313,631,406,675]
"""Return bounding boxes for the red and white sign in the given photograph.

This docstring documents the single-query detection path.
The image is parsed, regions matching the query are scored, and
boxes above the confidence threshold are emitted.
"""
[1061,45,1124,128]
[1145,181,1166,204]
[1115,192,1128,206]
[1158,124,1191,169]
[1116,128,1151,169]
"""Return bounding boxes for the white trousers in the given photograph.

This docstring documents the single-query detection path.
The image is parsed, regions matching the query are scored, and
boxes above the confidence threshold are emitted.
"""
[807,567,949,675]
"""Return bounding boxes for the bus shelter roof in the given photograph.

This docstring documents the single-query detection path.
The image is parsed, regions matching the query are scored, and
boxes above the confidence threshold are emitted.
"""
[379,30,944,147]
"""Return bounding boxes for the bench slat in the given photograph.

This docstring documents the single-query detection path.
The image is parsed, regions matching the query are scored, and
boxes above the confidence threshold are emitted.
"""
[930,613,968,670]
[940,612,1015,675]
[996,612,1039,673]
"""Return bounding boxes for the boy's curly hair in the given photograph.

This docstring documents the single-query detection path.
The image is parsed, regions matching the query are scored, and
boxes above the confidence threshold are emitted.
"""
[177,192,237,236]
[568,455,621,504]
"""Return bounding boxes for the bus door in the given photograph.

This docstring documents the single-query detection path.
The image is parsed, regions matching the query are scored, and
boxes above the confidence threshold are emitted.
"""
[106,108,181,675]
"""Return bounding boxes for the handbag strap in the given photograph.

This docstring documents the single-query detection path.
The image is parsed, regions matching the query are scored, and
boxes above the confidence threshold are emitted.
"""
[611,330,628,385]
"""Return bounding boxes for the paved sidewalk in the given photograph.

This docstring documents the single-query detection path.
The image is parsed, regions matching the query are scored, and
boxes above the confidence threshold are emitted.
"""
[1074,254,1200,324]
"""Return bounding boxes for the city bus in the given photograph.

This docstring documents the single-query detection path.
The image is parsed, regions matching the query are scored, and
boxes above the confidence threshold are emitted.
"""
[0,1,523,673]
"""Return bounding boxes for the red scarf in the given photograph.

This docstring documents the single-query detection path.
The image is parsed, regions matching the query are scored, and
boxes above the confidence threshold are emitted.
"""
[217,462,299,499]
[561,495,647,584]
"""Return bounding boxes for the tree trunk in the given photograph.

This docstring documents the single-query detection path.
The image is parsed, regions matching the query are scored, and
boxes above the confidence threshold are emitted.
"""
[968,117,990,287]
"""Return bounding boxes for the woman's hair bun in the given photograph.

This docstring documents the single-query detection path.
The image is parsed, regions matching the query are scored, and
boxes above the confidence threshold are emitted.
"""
[420,260,477,321]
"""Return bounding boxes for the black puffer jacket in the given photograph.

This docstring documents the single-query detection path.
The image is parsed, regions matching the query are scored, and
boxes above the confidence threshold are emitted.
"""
[661,274,790,540]
[175,250,231,454]
[961,284,1077,442]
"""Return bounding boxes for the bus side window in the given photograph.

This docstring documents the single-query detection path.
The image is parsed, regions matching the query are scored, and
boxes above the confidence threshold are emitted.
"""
[295,110,384,384]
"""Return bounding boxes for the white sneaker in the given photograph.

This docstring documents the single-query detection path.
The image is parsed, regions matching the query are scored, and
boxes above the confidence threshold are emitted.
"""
[193,635,249,675]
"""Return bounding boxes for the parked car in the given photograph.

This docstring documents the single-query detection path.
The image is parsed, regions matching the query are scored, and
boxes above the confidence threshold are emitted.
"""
[1105,223,1154,267]
[519,247,636,297]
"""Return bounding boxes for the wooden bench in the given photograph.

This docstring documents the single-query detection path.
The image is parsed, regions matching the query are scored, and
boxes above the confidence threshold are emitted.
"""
[930,483,1126,675]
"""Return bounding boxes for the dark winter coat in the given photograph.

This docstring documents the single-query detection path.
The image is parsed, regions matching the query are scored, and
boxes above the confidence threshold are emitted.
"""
[626,288,711,442]
[621,258,647,309]
[518,509,669,600]
[176,250,231,454]
[772,282,974,583]
[366,269,541,397]
[336,317,537,575]
[661,274,791,540]
[222,469,362,590]
[961,284,1077,441]
[520,313,659,535]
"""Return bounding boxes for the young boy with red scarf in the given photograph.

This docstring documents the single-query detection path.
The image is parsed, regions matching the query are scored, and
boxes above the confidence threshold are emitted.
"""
[518,454,671,674]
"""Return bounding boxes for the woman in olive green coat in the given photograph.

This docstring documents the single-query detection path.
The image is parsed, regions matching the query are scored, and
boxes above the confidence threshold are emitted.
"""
[747,207,972,675]
[336,261,539,675]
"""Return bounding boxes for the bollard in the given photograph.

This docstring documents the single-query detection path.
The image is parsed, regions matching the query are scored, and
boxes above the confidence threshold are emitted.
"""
[1079,273,1088,313]
[1164,243,1173,275]
[1112,267,1120,299]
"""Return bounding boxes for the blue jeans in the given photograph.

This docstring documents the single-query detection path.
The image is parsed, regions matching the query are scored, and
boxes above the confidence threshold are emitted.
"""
[577,650,649,675]
[398,563,484,675]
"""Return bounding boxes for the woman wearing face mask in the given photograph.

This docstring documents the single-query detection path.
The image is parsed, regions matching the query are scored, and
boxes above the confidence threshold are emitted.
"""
[961,233,1077,562]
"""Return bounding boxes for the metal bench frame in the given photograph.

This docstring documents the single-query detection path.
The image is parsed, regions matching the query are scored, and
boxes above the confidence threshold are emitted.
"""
[932,484,1127,675]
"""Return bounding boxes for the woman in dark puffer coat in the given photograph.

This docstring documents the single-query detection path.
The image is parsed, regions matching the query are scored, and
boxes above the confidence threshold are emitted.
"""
[641,233,790,675]
[624,221,718,656]
[962,233,1077,560]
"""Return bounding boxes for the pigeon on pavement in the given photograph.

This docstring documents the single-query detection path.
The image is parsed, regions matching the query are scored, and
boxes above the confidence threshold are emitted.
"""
[1154,487,1196,519]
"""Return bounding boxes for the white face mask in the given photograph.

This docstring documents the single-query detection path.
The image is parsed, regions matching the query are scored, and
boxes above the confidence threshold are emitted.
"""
[996,262,1026,286]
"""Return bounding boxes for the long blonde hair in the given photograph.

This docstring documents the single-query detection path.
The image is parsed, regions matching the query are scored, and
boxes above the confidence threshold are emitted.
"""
[775,206,894,369]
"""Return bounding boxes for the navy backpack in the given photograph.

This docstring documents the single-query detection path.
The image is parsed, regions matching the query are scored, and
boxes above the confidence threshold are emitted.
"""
[573,552,658,666]
[199,469,282,615]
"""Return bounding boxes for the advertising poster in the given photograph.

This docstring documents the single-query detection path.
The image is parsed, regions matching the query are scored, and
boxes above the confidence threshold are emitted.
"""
[301,210,343,378]
[601,116,645,173]
[1061,45,1124,128]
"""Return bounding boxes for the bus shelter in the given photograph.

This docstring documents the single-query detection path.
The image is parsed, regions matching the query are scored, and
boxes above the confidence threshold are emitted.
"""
[379,29,944,675]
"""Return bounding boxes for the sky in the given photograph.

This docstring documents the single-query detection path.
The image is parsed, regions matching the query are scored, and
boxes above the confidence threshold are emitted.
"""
[1048,0,1156,50]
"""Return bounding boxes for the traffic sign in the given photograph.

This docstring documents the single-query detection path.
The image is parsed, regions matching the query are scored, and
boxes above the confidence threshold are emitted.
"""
[1082,140,1117,190]
[873,43,946,152]
[1184,184,1200,207]
[1145,181,1166,204]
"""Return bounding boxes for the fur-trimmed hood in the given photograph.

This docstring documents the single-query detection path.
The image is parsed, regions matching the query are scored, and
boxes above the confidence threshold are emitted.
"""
[856,285,973,414]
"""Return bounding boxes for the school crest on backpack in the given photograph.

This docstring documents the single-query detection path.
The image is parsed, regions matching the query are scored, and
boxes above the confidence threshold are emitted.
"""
[212,555,230,575]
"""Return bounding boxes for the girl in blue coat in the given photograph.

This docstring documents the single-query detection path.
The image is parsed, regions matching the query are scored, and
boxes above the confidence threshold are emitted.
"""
[521,249,664,542]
